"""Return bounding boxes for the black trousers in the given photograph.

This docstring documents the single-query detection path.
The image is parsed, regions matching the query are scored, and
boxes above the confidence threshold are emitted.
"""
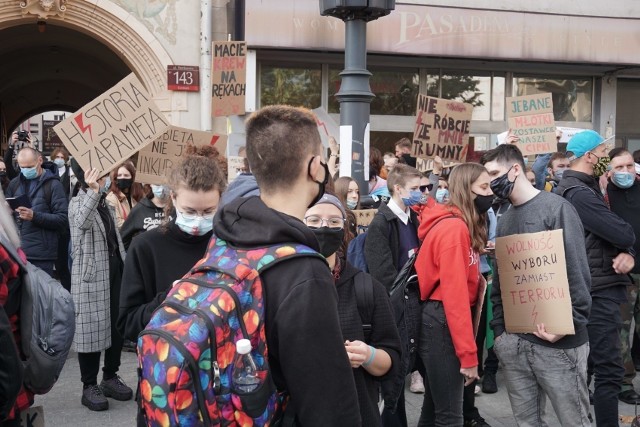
[55,229,71,292]
[78,254,124,386]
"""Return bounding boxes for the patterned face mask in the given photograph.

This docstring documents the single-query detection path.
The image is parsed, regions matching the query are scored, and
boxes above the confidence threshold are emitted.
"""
[590,153,610,178]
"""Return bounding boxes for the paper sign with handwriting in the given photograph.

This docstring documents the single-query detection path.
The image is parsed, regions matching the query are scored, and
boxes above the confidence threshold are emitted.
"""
[495,229,574,335]
[54,73,170,177]
[136,126,228,185]
[211,41,247,117]
[411,95,472,162]
[506,93,557,155]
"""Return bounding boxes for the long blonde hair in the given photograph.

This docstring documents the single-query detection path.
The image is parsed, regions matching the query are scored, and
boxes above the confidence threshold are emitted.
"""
[446,163,488,254]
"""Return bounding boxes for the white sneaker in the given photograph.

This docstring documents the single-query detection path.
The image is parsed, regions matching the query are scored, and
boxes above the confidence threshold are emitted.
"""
[474,385,481,395]
[409,371,425,394]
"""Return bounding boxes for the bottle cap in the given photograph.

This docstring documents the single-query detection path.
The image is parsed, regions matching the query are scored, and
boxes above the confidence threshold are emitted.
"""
[236,339,252,355]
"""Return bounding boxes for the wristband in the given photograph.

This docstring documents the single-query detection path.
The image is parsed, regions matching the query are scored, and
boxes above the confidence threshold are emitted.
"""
[362,345,376,367]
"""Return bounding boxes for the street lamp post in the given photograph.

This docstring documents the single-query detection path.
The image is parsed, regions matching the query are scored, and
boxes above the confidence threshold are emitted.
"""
[320,0,395,197]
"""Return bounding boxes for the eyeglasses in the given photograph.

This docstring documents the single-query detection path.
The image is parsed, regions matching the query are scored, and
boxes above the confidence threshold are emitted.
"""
[419,184,433,193]
[304,216,345,229]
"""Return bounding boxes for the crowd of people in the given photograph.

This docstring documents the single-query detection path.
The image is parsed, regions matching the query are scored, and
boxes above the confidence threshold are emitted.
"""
[0,105,639,427]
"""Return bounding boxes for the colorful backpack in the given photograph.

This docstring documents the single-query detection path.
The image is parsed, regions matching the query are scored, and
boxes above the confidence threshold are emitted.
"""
[137,237,322,426]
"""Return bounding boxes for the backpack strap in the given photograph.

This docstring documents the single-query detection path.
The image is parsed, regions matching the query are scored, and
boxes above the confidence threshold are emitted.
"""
[354,272,374,343]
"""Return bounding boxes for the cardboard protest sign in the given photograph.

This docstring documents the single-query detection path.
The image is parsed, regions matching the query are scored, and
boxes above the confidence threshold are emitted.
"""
[415,157,459,173]
[228,155,246,182]
[212,41,247,117]
[136,127,228,185]
[506,93,557,155]
[54,73,170,177]
[312,107,339,149]
[21,405,44,427]
[494,229,574,335]
[352,209,377,234]
[411,95,472,162]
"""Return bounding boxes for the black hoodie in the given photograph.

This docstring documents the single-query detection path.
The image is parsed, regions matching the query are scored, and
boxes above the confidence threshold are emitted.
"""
[120,197,166,250]
[214,196,361,426]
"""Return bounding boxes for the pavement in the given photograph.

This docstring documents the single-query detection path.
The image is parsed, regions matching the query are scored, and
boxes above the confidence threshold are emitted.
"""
[33,350,640,426]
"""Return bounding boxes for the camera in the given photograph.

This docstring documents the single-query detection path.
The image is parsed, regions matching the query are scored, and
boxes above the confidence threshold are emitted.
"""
[16,130,28,142]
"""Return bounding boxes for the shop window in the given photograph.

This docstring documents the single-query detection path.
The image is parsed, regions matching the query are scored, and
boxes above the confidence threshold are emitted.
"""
[328,68,420,115]
[513,76,593,122]
[439,73,495,121]
[260,65,321,109]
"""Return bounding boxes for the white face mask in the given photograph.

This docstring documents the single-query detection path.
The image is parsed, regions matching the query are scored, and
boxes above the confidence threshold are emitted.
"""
[174,209,214,236]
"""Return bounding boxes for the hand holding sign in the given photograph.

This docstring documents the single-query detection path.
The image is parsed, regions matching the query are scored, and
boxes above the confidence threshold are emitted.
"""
[533,323,565,343]
[84,168,101,193]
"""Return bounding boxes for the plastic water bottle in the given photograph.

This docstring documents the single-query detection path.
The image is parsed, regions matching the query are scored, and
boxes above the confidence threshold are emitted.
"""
[232,339,261,393]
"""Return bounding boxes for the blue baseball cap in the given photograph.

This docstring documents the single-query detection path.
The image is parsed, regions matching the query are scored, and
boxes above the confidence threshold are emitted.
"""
[566,130,605,161]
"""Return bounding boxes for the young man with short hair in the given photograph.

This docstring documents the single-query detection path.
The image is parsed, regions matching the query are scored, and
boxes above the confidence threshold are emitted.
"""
[556,130,636,426]
[604,148,640,404]
[394,137,417,168]
[481,144,592,426]
[213,105,360,426]
[544,152,570,192]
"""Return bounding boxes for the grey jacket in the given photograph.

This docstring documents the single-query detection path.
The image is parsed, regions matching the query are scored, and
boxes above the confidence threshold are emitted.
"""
[69,189,126,353]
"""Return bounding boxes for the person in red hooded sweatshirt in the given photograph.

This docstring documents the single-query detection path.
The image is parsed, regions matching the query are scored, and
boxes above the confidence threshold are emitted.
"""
[415,163,493,426]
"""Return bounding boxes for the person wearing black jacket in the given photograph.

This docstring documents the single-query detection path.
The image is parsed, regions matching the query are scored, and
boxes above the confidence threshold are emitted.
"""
[557,130,636,426]
[119,185,168,251]
[213,106,360,426]
[118,147,225,342]
[606,147,640,404]
[305,194,401,427]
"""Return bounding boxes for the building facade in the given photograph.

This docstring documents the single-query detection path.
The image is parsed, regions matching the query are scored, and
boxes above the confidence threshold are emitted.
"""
[1,1,639,155]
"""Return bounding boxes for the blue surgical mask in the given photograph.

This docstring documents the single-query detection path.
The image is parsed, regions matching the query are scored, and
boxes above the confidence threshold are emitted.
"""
[21,167,38,180]
[435,188,449,203]
[553,168,566,181]
[401,190,423,207]
[175,210,214,236]
[151,185,168,199]
[346,199,357,210]
[612,171,635,189]
[53,158,65,168]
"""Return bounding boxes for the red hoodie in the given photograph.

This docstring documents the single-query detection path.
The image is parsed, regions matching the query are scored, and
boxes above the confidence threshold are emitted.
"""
[416,202,480,369]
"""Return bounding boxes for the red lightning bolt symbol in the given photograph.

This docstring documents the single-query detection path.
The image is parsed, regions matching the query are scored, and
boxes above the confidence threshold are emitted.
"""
[414,113,423,141]
[531,304,539,326]
[74,114,93,141]
[210,135,219,146]
[316,118,329,137]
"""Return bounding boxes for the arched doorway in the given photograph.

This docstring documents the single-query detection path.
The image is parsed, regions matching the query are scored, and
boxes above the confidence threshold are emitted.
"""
[0,0,174,142]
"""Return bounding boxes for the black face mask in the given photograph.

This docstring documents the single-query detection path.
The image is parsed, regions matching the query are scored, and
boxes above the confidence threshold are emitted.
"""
[473,193,494,214]
[116,178,133,190]
[489,166,515,200]
[307,157,330,209]
[0,171,6,178]
[312,226,344,258]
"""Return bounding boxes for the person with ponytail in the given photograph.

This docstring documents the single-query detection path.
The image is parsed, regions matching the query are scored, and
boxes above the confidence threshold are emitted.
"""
[105,160,146,229]
[415,163,493,426]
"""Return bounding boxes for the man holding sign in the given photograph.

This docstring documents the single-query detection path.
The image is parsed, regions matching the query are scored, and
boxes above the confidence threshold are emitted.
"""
[481,144,592,426]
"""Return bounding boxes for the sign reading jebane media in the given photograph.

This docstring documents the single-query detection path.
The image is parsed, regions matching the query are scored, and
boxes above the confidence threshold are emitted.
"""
[211,41,246,117]
[411,95,472,162]
[506,93,557,155]
[494,229,574,335]
[54,73,169,177]
[136,126,228,185]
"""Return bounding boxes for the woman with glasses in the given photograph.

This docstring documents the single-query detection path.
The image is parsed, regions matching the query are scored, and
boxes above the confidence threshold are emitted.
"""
[118,145,226,342]
[304,193,401,427]
[117,145,226,425]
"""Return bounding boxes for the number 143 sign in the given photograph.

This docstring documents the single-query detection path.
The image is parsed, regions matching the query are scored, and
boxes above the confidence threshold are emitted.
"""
[167,65,199,92]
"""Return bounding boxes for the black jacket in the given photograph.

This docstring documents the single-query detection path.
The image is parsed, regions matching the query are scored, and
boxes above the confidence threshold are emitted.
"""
[336,261,401,427]
[607,181,640,274]
[214,196,361,427]
[117,221,211,341]
[6,170,69,261]
[364,202,419,291]
[120,197,166,250]
[557,170,634,291]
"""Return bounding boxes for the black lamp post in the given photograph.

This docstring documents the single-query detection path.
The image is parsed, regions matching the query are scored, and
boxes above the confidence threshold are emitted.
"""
[320,0,395,196]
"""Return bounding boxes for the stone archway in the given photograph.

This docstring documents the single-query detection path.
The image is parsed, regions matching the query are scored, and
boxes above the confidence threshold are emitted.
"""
[0,0,177,133]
